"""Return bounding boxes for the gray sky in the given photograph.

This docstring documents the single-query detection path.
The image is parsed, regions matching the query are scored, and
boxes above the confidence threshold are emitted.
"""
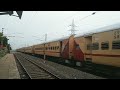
[1,11,120,50]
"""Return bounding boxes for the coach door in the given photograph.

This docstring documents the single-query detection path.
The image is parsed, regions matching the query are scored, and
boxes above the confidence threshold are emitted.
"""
[85,36,92,62]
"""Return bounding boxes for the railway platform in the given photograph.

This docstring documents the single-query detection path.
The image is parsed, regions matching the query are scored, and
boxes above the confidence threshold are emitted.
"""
[0,54,20,79]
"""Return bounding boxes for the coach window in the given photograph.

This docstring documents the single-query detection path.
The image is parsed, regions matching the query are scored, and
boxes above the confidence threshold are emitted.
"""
[57,46,59,49]
[112,40,120,49]
[92,43,99,50]
[101,42,109,50]
[87,44,91,50]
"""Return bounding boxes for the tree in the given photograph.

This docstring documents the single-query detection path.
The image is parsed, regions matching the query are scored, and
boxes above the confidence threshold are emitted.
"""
[0,32,3,46]
[0,32,3,36]
[3,37,8,47]
[0,32,11,54]
[0,32,8,48]
[7,44,12,53]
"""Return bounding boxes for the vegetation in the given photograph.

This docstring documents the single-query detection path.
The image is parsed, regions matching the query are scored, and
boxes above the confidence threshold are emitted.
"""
[0,49,7,59]
[0,32,11,58]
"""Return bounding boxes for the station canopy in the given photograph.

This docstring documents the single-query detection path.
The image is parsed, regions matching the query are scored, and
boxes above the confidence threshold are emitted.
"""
[0,11,23,19]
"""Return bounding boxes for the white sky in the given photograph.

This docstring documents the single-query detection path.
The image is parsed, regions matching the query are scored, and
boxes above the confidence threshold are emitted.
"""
[1,11,120,50]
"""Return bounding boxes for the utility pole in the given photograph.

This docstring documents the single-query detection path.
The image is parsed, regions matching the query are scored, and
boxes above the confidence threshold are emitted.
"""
[68,19,78,36]
[45,34,47,42]
[44,34,47,60]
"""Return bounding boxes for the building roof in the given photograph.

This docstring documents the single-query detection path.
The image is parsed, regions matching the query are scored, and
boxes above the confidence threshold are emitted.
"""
[0,11,23,19]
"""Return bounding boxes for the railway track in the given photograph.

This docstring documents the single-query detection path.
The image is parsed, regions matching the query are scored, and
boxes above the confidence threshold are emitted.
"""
[14,53,104,79]
[14,53,61,79]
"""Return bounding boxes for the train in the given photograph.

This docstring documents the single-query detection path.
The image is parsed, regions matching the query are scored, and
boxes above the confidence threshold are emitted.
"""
[16,23,120,69]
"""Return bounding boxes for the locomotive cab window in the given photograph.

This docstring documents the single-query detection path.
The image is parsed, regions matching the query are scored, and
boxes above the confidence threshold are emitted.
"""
[92,43,99,50]
[76,44,79,50]
[112,40,120,49]
[101,42,109,50]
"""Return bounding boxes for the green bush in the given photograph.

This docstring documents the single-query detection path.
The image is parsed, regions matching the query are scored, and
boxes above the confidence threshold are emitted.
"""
[0,49,7,59]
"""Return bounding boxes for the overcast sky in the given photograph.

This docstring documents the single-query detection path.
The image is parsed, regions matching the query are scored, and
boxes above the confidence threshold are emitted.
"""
[1,11,120,50]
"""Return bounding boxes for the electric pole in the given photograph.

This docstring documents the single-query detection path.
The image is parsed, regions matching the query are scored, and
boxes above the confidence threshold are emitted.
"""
[45,34,47,42]
[68,19,78,36]
[44,34,47,60]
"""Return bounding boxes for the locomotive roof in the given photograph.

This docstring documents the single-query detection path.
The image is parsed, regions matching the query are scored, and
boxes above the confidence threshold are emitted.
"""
[75,23,120,37]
